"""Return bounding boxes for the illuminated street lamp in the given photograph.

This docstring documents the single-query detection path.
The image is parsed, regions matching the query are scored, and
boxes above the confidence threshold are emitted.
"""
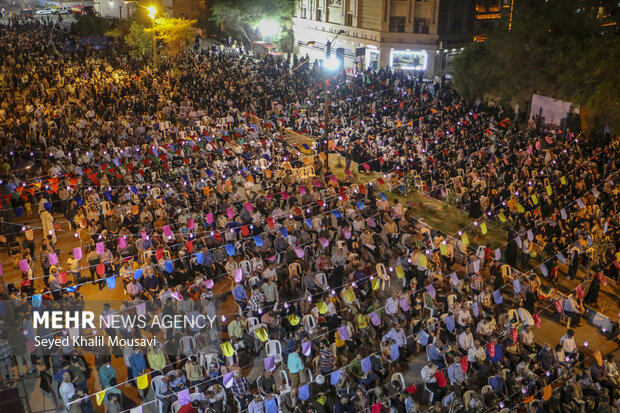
[324,55,340,71]
[147,5,156,19]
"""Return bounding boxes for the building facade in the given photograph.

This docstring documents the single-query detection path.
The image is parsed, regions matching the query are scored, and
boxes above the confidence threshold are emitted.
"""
[95,0,199,19]
[95,0,135,19]
[292,0,474,75]
[473,0,512,42]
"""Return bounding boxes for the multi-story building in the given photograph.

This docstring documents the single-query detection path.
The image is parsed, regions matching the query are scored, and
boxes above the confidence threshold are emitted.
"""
[473,0,511,42]
[292,0,475,75]
[473,0,619,42]
[161,0,202,19]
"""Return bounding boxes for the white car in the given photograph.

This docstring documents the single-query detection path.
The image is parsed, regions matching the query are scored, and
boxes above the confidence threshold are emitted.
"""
[58,7,72,15]
[35,8,57,15]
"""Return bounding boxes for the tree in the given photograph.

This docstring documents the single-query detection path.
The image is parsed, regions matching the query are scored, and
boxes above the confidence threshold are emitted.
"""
[452,0,619,134]
[558,35,620,135]
[107,16,196,61]
[210,0,294,45]
[146,17,197,59]
[107,20,153,59]
[194,0,219,32]
[72,15,111,36]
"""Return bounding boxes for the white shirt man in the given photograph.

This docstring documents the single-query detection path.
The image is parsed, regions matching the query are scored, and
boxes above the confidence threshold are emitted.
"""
[123,345,133,370]
[421,362,438,383]
[560,332,577,354]
[520,326,535,348]
[476,318,496,338]
[467,341,487,364]
[456,307,473,327]
[59,372,76,408]
[457,329,475,351]
[563,296,583,314]
[262,266,277,280]
[385,293,403,322]
[604,357,619,379]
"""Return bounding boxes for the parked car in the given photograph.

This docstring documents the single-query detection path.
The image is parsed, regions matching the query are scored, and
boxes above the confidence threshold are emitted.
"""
[35,8,57,15]
[82,5,96,15]
[71,5,95,16]
[58,6,72,15]
[21,8,34,17]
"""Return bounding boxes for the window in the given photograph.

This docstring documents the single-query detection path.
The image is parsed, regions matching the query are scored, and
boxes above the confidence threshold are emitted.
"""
[346,13,353,26]
[301,7,307,18]
[389,16,406,32]
[414,18,429,33]
[316,9,321,21]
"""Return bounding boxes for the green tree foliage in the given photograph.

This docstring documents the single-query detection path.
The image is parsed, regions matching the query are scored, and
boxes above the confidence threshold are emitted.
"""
[72,15,111,36]
[106,20,153,59]
[107,16,196,61]
[558,35,620,133]
[210,0,294,44]
[146,17,197,59]
[453,0,619,132]
[194,0,219,32]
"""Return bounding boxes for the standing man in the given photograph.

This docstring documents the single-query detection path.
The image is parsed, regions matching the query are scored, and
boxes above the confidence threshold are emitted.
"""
[129,348,147,397]
[233,281,248,312]
[8,323,32,377]
[66,251,81,283]
[98,358,117,389]
[261,277,279,311]
[421,360,439,402]
[287,346,304,388]
[59,371,76,410]
[345,147,353,172]
[514,101,520,122]
[40,207,57,244]
[567,247,580,280]
[0,329,15,383]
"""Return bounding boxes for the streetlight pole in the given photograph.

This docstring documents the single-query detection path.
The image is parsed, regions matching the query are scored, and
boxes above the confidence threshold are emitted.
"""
[147,6,157,69]
[320,29,345,169]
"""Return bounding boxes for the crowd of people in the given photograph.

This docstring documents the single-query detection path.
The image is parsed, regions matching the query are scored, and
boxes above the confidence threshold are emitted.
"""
[0,18,619,413]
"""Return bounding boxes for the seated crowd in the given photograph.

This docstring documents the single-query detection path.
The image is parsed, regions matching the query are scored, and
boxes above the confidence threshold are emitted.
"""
[0,19,618,413]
